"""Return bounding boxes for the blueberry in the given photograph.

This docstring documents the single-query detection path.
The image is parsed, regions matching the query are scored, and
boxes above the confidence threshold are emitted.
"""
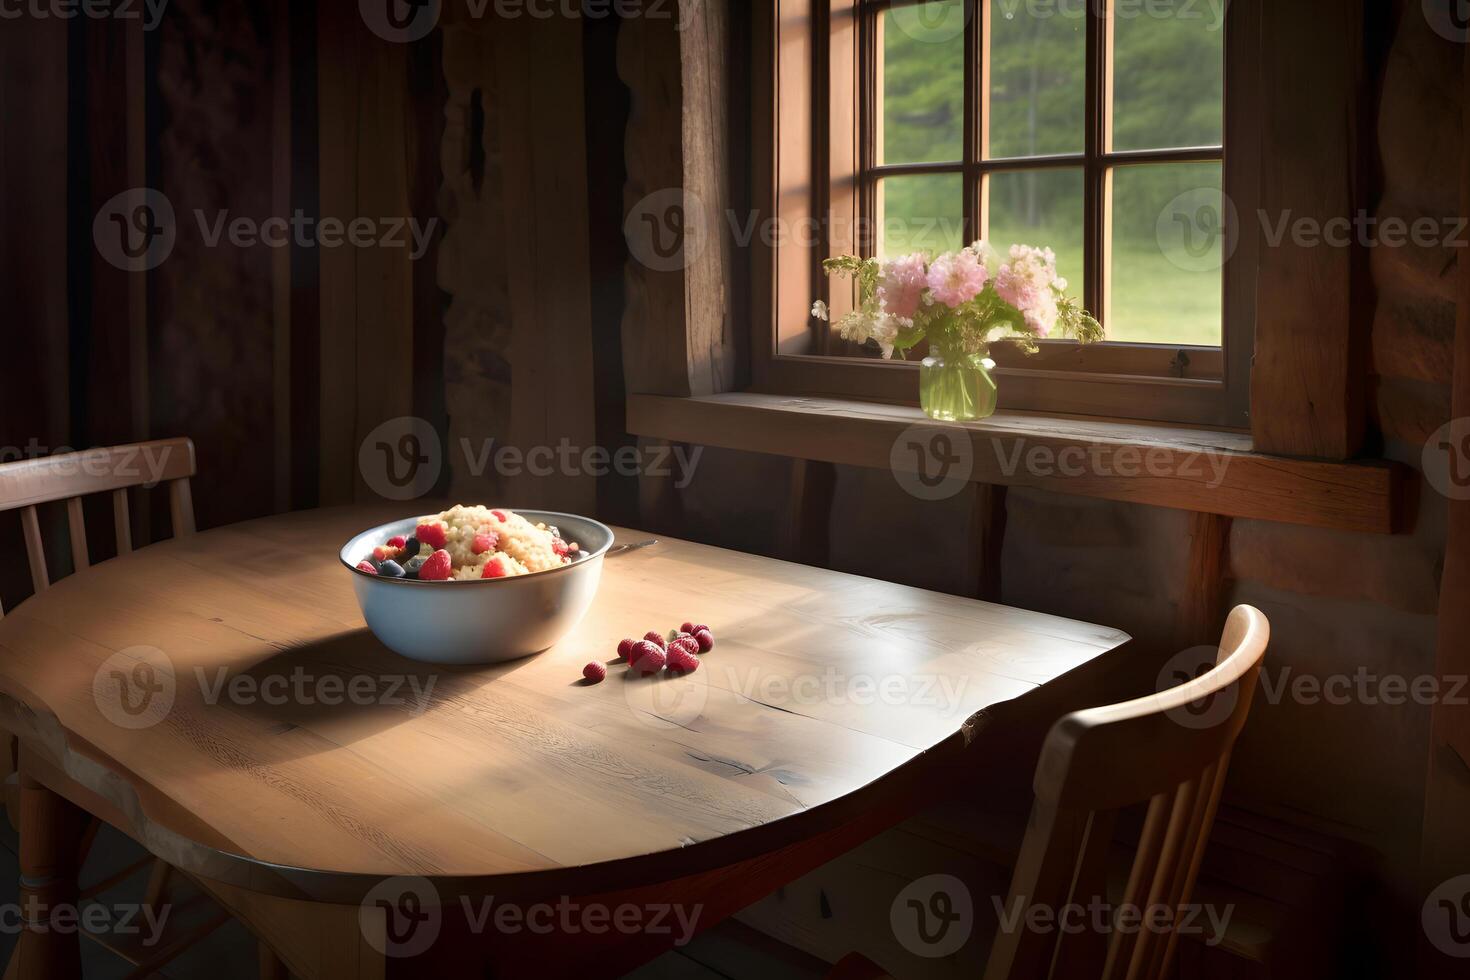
[400,536,419,556]
[402,555,427,580]
[368,557,384,573]
[380,560,405,578]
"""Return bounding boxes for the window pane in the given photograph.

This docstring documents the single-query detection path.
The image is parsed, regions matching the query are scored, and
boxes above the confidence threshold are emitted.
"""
[877,174,964,258]
[879,1,965,164]
[984,168,1084,304]
[1109,162,1224,346]
[986,0,1085,158]
[1111,0,1224,151]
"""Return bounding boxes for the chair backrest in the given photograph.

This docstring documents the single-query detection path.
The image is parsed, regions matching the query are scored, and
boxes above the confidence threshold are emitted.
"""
[983,604,1270,980]
[0,438,197,617]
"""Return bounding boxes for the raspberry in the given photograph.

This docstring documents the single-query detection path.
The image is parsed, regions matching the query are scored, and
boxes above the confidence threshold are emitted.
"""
[680,622,696,634]
[643,631,667,649]
[665,647,699,673]
[355,561,378,575]
[492,509,509,523]
[668,636,699,659]
[617,638,636,660]
[482,558,508,579]
[419,549,453,581]
[693,628,714,653]
[416,522,448,550]
[582,662,607,684]
[387,536,407,548]
[631,640,665,674]
[472,532,499,555]
[552,537,570,557]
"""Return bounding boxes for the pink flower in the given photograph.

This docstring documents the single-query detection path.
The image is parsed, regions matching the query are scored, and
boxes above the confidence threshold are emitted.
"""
[877,254,928,322]
[995,245,1062,337]
[926,250,989,308]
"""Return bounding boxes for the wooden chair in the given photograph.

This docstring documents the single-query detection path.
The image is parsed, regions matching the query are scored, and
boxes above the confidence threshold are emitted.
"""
[828,605,1270,980]
[0,437,197,618]
[0,438,214,970]
[981,603,1270,980]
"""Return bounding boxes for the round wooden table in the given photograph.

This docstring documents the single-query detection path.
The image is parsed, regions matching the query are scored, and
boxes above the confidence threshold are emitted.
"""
[0,504,1128,977]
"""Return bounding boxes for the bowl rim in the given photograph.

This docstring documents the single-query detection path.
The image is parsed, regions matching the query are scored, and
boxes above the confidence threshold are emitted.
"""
[339,509,615,586]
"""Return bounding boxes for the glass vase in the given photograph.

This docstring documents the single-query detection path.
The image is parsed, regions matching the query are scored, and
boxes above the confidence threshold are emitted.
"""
[919,350,998,422]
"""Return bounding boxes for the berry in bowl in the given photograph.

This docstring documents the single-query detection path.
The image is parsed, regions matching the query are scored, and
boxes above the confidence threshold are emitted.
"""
[340,506,614,665]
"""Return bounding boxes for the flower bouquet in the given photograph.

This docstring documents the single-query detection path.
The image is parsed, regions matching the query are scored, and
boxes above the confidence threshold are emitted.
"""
[812,242,1103,421]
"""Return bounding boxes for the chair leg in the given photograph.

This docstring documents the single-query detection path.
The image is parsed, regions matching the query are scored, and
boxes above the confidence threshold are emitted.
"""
[259,940,289,980]
[143,858,172,910]
[12,772,86,980]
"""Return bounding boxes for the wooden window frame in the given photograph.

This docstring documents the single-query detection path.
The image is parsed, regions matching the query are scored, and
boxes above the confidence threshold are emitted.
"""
[752,0,1259,429]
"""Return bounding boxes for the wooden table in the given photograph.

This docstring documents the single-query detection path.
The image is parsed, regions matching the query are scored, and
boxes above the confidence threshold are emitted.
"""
[0,504,1129,978]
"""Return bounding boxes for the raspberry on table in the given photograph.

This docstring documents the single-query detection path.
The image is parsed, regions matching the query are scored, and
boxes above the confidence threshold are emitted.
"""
[582,662,607,684]
[631,640,666,673]
[617,638,636,660]
[419,549,453,581]
[666,647,700,673]
[693,628,714,653]
[668,637,699,659]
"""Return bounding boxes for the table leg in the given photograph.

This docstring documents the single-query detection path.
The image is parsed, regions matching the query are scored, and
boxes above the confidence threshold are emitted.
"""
[11,772,86,980]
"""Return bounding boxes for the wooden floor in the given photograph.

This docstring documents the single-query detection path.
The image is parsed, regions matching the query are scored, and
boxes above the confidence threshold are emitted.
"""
[0,812,828,979]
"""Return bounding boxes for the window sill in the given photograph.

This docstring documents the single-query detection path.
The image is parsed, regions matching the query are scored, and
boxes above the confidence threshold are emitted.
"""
[625,393,1403,534]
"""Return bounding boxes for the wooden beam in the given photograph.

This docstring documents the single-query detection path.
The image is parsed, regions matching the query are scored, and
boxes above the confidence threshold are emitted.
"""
[493,13,598,515]
[316,8,418,504]
[1248,0,1366,459]
[627,392,1402,533]
[969,484,1008,603]
[1174,512,1231,650]
[787,459,837,565]
[618,0,738,398]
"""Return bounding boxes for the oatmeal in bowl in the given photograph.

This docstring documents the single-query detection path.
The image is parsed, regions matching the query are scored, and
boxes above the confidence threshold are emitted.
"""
[341,507,614,665]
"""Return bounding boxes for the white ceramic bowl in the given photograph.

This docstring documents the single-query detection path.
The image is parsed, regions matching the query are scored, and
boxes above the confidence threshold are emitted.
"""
[339,511,615,665]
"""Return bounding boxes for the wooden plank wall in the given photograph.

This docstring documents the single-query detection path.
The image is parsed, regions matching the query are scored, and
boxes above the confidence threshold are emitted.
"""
[1418,23,1470,980]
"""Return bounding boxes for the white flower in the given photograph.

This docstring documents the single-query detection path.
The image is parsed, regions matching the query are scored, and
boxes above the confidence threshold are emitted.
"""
[811,300,829,322]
